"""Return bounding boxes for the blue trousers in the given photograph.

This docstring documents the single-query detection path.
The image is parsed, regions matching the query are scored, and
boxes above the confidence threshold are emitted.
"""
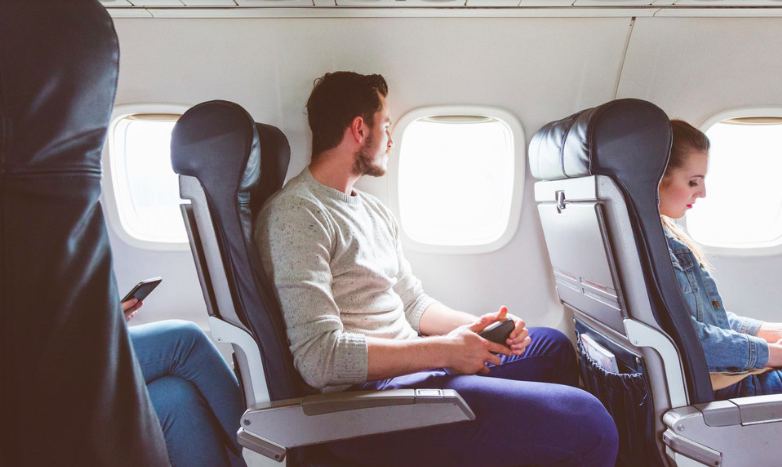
[328,327,618,467]
[715,369,782,399]
[129,320,247,467]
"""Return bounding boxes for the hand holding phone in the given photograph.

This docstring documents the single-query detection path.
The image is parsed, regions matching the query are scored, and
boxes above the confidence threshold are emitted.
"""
[478,319,514,351]
[122,277,162,303]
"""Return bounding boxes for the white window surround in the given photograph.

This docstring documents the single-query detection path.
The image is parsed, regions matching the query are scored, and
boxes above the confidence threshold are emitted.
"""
[683,107,782,257]
[102,103,192,251]
[388,105,525,255]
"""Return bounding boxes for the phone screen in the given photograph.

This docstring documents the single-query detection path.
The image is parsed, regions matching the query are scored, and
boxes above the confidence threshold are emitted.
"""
[121,277,162,303]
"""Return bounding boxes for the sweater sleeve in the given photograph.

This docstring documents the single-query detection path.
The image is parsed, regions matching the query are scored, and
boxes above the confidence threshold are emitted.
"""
[389,217,435,334]
[255,198,368,390]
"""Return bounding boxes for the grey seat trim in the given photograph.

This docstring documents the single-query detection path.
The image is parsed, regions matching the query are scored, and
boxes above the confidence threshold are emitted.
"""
[238,389,475,462]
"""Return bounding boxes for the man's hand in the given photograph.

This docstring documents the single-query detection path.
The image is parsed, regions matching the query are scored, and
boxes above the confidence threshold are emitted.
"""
[491,306,531,356]
[122,298,143,323]
[367,305,532,381]
[442,317,512,375]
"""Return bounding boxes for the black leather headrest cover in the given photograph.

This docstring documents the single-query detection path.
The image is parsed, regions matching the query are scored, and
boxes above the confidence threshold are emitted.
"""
[0,1,169,464]
[529,99,713,403]
[530,98,671,183]
[171,100,304,400]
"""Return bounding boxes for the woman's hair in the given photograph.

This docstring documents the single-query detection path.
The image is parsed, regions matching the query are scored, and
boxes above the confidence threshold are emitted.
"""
[661,119,711,268]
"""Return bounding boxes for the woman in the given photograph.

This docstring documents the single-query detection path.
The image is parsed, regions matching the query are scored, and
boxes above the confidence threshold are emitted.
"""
[661,119,782,398]
[123,299,247,467]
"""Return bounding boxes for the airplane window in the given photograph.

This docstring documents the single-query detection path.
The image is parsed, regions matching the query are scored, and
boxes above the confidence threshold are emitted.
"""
[391,107,525,254]
[686,117,782,250]
[105,108,190,249]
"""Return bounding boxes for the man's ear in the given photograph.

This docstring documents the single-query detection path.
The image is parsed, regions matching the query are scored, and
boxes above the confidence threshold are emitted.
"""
[350,115,365,143]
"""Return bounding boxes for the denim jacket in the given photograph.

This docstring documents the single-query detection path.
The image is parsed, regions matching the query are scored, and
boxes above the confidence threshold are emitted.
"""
[665,230,769,372]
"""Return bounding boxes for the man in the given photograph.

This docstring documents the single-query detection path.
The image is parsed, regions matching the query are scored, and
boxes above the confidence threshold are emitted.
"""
[255,71,618,467]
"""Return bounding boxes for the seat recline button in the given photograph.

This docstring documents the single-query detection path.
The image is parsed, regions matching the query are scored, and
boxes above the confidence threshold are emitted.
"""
[415,389,444,398]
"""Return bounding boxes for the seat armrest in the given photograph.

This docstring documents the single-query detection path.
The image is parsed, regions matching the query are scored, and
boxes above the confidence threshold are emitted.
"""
[727,393,782,425]
[238,389,475,462]
[663,395,782,467]
[685,393,782,428]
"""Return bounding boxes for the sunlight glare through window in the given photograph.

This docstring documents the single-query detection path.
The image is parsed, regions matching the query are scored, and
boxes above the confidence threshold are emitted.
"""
[398,117,514,246]
[687,121,782,247]
[113,117,187,243]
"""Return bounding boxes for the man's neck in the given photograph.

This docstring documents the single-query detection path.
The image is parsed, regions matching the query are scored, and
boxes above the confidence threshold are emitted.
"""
[309,150,361,195]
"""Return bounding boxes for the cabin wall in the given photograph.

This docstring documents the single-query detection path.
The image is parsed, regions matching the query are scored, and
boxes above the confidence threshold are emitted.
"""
[617,17,782,324]
[107,16,633,330]
[109,15,782,333]
[100,14,782,467]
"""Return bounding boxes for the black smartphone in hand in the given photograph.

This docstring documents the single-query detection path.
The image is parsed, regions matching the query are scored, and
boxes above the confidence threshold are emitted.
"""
[478,319,514,348]
[121,277,162,303]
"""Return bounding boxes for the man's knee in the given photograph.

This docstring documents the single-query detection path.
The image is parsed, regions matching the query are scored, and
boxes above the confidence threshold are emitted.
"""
[528,327,576,363]
[571,391,619,464]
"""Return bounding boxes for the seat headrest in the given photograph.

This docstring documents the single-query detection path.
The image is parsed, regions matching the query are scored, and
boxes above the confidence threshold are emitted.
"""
[1,0,120,172]
[529,98,672,187]
[171,100,289,215]
[171,100,261,201]
[1,1,170,463]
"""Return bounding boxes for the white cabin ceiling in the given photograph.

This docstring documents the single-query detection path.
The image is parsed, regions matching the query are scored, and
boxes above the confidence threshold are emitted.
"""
[100,0,782,10]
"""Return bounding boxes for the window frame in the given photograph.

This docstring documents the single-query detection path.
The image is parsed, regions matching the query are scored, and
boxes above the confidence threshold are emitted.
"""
[683,106,782,257]
[388,105,525,255]
[102,103,192,251]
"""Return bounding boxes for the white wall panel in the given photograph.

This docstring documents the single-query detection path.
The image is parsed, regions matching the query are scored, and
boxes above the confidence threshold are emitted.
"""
[618,17,782,324]
[111,17,630,331]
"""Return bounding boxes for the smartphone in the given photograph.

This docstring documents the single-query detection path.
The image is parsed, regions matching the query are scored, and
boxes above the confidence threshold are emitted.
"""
[121,277,162,303]
[478,319,514,348]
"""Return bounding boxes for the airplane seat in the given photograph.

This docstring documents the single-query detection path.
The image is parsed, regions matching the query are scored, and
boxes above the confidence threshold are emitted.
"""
[170,100,475,467]
[529,98,782,467]
[0,1,170,465]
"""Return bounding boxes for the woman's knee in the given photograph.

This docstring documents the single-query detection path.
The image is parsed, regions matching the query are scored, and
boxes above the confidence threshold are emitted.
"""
[132,319,207,344]
[148,375,201,408]
[165,319,207,341]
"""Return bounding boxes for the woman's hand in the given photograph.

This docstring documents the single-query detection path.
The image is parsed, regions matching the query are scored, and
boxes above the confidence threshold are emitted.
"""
[122,298,143,323]
[758,322,782,345]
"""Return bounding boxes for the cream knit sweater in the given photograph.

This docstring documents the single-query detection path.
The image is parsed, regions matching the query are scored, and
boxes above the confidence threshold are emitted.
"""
[254,168,435,392]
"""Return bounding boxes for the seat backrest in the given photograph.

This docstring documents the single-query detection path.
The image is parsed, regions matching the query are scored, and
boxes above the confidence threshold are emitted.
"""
[528,98,714,405]
[171,100,307,406]
[0,1,169,465]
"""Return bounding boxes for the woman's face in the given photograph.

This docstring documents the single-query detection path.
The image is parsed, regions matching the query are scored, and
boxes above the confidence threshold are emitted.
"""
[659,150,709,219]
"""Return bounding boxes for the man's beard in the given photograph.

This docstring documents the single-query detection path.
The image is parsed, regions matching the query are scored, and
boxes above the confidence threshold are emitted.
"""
[352,134,386,177]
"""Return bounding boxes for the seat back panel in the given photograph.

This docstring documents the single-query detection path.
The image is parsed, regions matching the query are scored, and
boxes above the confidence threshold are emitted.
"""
[529,98,713,404]
[172,101,306,405]
[537,184,626,333]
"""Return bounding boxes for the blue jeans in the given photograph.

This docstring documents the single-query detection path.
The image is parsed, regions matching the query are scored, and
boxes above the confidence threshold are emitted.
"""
[328,327,619,467]
[715,369,782,399]
[129,320,247,467]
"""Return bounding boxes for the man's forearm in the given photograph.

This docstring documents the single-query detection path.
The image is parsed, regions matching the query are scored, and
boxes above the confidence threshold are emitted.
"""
[418,302,476,336]
[366,314,514,380]
[365,336,449,381]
